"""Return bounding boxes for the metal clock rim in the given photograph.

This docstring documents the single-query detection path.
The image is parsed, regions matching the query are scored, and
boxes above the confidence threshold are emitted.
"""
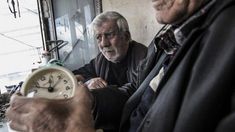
[21,65,77,98]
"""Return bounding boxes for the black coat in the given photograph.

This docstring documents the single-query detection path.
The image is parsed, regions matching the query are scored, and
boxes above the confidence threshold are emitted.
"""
[81,41,147,130]
[73,40,147,89]
[120,0,235,132]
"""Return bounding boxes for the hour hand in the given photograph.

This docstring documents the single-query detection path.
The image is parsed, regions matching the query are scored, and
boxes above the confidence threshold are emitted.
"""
[35,85,49,89]
[48,74,54,87]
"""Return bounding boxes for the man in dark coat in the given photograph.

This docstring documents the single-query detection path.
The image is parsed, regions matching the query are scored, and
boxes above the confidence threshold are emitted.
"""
[73,11,147,90]
[118,0,235,131]
[6,0,235,132]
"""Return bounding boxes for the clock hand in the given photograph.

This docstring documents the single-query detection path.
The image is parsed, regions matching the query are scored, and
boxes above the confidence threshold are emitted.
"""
[35,85,49,89]
[35,84,58,93]
[48,74,54,87]
[48,74,55,92]
[52,75,63,88]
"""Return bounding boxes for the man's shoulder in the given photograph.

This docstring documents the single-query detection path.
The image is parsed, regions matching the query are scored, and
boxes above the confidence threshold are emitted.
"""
[129,40,147,54]
[130,40,147,49]
[128,40,148,62]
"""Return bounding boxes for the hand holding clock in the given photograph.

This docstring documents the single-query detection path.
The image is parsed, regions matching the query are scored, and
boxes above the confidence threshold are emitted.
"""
[6,83,95,132]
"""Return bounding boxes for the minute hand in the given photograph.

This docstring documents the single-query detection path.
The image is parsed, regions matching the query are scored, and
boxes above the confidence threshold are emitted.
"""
[48,74,54,87]
[52,76,63,88]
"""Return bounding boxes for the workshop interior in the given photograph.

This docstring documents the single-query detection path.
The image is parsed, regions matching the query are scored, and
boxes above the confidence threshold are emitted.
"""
[0,0,160,131]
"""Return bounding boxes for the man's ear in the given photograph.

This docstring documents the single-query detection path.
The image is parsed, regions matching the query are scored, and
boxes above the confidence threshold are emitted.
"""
[124,31,131,41]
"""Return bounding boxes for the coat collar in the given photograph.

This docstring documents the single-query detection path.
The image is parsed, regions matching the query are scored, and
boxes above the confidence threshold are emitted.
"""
[174,0,216,45]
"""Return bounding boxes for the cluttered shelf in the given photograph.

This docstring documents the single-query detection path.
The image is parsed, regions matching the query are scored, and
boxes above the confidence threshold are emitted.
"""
[0,82,22,132]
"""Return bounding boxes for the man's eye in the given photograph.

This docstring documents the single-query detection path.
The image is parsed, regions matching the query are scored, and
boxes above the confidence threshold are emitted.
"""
[96,35,101,40]
[106,32,115,39]
[106,33,112,38]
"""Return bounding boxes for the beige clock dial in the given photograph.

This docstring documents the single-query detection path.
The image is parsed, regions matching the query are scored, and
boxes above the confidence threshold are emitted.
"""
[21,66,77,99]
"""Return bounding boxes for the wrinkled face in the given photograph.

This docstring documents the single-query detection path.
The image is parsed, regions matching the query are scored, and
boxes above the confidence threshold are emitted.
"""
[152,0,206,24]
[94,20,129,63]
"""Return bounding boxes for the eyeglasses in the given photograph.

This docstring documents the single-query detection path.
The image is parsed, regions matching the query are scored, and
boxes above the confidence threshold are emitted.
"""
[95,30,119,43]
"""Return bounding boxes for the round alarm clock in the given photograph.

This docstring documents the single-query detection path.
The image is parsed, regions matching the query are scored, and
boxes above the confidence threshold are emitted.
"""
[21,66,77,99]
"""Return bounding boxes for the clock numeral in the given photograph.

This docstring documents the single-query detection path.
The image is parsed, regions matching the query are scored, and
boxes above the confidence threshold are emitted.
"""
[40,76,46,81]
[64,80,68,84]
[57,75,62,80]
[64,94,68,99]
[66,86,71,90]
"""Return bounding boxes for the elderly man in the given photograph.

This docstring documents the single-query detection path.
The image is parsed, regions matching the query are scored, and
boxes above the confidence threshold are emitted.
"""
[6,0,235,132]
[73,11,147,89]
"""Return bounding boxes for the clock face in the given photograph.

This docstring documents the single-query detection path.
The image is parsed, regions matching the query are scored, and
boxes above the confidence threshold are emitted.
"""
[21,66,77,99]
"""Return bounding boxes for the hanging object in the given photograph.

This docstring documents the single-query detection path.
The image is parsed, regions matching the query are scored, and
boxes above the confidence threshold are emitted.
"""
[7,0,20,18]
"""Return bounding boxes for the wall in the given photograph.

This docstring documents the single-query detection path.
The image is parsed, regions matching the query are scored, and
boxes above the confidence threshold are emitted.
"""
[102,0,163,46]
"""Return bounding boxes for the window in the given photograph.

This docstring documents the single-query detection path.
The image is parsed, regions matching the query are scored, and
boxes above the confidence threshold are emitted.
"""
[0,0,43,93]
[51,0,99,71]
[0,0,99,92]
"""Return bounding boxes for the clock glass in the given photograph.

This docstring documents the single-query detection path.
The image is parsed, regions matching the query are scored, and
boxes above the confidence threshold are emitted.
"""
[21,66,76,99]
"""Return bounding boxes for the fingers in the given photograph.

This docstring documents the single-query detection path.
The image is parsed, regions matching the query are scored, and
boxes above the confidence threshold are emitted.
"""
[73,84,93,106]
[86,77,108,89]
[96,79,108,88]
[6,93,45,131]
[6,100,30,131]
[7,113,28,132]
[75,74,85,82]
[8,95,34,113]
[94,78,107,88]
[6,95,34,121]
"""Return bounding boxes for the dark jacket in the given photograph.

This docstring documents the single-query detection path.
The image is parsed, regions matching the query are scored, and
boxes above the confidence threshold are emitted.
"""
[73,40,147,89]
[76,41,147,131]
[120,0,235,132]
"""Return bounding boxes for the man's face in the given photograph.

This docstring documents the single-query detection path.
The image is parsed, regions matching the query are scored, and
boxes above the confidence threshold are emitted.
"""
[94,20,129,63]
[152,0,206,24]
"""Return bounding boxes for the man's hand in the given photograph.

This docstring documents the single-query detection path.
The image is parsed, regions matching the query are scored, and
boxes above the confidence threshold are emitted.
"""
[75,75,85,82]
[5,84,95,132]
[85,77,108,89]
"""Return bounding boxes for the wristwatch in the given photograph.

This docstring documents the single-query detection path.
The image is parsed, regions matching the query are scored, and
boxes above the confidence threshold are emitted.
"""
[21,65,77,99]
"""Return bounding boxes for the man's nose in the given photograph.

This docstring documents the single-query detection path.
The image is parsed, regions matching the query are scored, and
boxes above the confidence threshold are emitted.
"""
[100,36,110,47]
